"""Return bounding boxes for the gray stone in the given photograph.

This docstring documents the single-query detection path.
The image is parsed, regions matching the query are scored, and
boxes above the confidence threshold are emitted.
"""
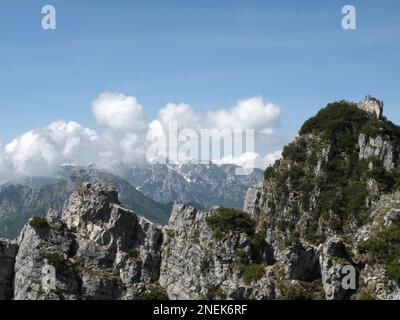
[357,95,383,119]
[385,208,400,226]
[319,238,352,300]
[243,183,263,216]
[358,133,394,171]
[283,243,320,281]
[13,183,162,300]
[0,239,18,300]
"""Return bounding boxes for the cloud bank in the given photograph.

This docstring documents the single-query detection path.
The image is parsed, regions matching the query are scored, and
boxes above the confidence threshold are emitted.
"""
[0,92,283,183]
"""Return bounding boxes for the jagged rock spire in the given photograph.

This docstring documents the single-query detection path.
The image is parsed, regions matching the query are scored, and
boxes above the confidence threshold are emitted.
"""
[357,95,384,119]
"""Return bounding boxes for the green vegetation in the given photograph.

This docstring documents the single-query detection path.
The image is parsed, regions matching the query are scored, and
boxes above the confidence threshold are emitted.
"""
[165,229,175,238]
[139,285,169,300]
[205,207,255,240]
[263,100,400,238]
[360,117,400,144]
[300,101,368,137]
[264,166,274,180]
[75,184,88,197]
[282,139,307,163]
[358,224,400,280]
[352,289,377,300]
[283,231,300,248]
[277,279,324,300]
[201,284,227,300]
[242,264,266,285]
[126,249,140,260]
[280,285,312,300]
[200,257,210,273]
[42,252,73,277]
[29,216,49,229]
[235,249,248,265]
[251,232,266,250]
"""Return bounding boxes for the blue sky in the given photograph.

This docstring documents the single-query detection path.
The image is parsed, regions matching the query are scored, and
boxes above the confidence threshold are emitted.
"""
[0,0,399,144]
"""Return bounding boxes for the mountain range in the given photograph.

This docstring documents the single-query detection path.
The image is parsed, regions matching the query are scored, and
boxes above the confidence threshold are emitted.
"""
[0,163,263,239]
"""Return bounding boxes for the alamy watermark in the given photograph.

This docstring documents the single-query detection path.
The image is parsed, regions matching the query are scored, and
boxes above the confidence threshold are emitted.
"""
[42,5,56,30]
[342,5,357,30]
[341,265,357,290]
[42,259,56,292]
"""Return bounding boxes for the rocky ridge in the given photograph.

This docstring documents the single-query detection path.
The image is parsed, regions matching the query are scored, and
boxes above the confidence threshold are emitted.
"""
[1,96,400,300]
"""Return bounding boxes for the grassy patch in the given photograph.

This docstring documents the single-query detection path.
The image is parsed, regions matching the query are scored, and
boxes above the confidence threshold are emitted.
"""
[205,207,255,240]
[242,264,266,285]
[42,252,73,277]
[358,223,400,280]
[29,216,49,229]
[201,284,227,300]
[75,184,89,197]
[139,285,169,300]
[126,249,140,260]
[278,282,314,300]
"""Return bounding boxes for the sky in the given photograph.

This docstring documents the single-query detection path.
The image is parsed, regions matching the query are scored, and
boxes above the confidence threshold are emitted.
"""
[0,0,399,180]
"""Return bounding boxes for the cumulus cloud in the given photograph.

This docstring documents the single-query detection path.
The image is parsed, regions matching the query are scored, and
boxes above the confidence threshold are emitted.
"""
[0,92,284,183]
[150,97,280,133]
[145,96,282,167]
[0,143,14,184]
[92,92,148,132]
[206,97,280,130]
[4,121,101,177]
[214,150,282,170]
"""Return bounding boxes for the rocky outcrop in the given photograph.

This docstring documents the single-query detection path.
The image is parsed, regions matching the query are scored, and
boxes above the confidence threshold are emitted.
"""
[0,239,17,300]
[13,183,163,300]
[319,238,353,300]
[243,183,263,216]
[0,166,171,240]
[160,203,253,299]
[283,243,320,281]
[358,134,395,171]
[357,95,383,119]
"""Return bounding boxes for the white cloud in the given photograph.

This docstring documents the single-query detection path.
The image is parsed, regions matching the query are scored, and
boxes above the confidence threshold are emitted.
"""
[4,121,101,177]
[92,92,148,132]
[151,97,280,133]
[263,150,283,166]
[0,92,284,182]
[214,150,282,170]
[206,97,280,130]
[0,143,14,184]
[158,103,201,130]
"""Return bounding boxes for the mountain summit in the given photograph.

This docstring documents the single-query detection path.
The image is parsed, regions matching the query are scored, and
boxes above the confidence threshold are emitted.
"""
[357,95,384,119]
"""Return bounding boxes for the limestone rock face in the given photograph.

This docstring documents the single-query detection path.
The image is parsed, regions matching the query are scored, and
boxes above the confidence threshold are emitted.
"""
[358,134,395,171]
[12,183,163,300]
[319,238,352,300]
[14,221,79,300]
[243,183,263,216]
[0,239,18,300]
[357,95,383,119]
[160,203,247,299]
[160,203,275,300]
[283,243,320,281]
[385,208,400,226]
